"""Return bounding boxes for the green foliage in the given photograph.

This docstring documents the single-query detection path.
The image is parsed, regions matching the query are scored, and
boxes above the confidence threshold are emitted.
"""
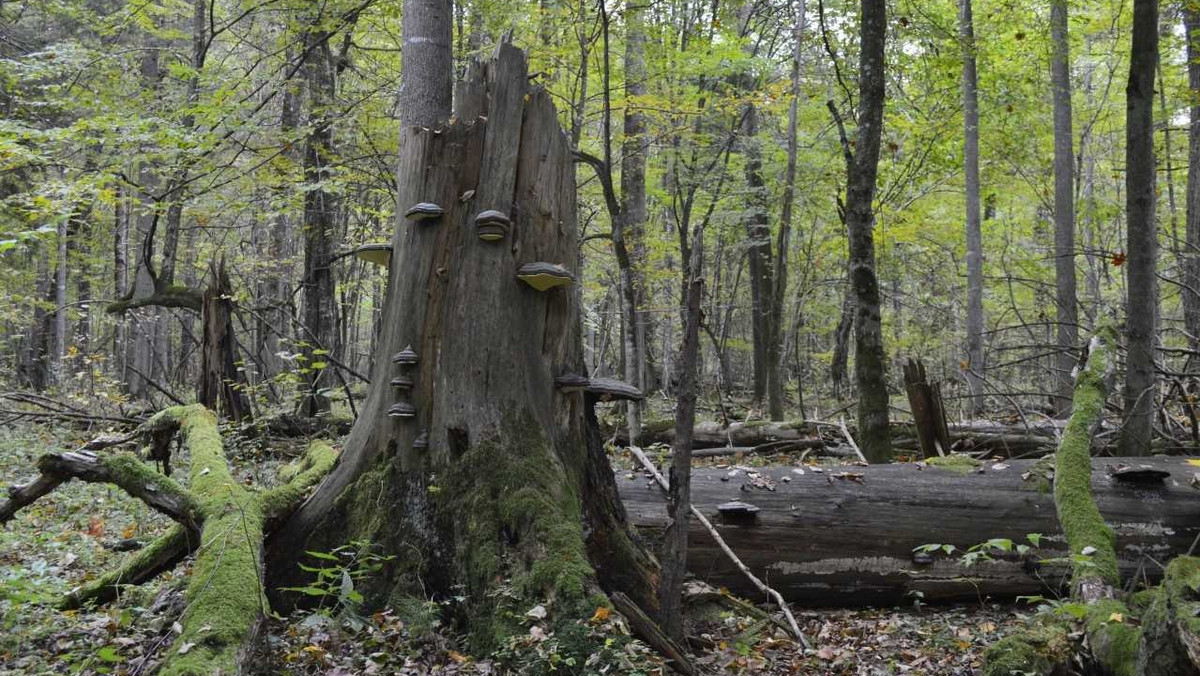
[280,541,395,630]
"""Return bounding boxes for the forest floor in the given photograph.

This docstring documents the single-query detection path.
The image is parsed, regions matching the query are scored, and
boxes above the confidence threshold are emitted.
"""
[0,421,1033,675]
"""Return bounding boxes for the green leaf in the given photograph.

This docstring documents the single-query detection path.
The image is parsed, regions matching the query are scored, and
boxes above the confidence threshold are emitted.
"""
[96,646,122,663]
[305,550,339,561]
[279,586,330,597]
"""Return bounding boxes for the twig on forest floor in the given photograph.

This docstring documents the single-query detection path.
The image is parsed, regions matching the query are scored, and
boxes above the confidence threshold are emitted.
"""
[628,445,811,649]
[837,418,869,464]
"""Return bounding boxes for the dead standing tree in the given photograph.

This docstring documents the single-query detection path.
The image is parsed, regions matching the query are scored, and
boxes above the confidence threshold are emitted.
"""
[267,42,660,649]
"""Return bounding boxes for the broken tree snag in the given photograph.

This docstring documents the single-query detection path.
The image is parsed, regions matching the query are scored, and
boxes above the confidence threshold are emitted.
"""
[1054,326,1120,599]
[618,456,1200,606]
[267,41,659,652]
[902,358,950,457]
[198,257,252,422]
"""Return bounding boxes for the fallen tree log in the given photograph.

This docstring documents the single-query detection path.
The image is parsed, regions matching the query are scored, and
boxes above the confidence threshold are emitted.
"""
[618,456,1200,607]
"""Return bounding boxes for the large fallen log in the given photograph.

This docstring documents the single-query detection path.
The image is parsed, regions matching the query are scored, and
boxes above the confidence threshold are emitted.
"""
[618,456,1200,607]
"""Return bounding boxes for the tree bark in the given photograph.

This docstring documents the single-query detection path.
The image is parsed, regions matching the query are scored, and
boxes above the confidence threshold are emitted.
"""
[199,258,251,421]
[269,45,658,643]
[620,455,1200,606]
[1185,4,1200,371]
[960,0,985,416]
[400,0,453,128]
[1122,0,1159,456]
[846,0,891,462]
[1050,0,1078,415]
[621,2,650,442]
[661,214,704,642]
[299,24,340,416]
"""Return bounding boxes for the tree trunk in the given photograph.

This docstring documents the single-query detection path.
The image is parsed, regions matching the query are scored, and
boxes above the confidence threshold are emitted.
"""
[846,0,891,462]
[661,211,704,642]
[621,2,649,442]
[1050,0,1078,416]
[299,27,340,416]
[269,44,658,644]
[1185,4,1200,372]
[960,0,985,416]
[199,258,251,421]
[620,455,1200,607]
[1122,0,1159,456]
[399,0,452,128]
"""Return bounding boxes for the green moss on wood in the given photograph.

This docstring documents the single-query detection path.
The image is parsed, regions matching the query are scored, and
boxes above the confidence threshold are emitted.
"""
[925,453,981,474]
[1084,600,1140,676]
[60,524,194,609]
[983,621,1072,676]
[260,441,338,518]
[1053,327,1119,590]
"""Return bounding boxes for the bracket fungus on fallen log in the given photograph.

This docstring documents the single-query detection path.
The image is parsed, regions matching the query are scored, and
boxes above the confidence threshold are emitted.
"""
[404,202,444,222]
[389,376,414,391]
[716,501,761,521]
[1107,463,1170,485]
[387,402,417,419]
[516,262,575,291]
[391,345,419,366]
[353,243,393,268]
[475,209,511,241]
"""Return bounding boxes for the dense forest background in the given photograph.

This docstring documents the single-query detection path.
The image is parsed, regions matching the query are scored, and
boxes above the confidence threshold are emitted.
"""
[4,0,1195,434]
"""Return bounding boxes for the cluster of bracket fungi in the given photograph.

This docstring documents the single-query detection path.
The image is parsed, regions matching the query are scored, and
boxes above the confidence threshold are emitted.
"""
[353,202,578,294]
[359,201,639,448]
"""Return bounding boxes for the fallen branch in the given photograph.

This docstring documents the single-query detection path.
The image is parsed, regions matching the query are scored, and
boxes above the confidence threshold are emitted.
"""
[628,445,810,648]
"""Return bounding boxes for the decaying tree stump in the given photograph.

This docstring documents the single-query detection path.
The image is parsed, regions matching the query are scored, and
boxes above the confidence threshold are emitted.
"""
[267,41,658,649]
[199,258,251,421]
[902,358,951,457]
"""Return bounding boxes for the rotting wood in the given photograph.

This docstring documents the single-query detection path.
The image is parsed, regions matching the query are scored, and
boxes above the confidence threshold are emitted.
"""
[902,358,950,457]
[618,455,1200,607]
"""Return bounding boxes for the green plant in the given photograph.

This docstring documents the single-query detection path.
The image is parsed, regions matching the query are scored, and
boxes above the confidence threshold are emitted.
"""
[279,540,394,629]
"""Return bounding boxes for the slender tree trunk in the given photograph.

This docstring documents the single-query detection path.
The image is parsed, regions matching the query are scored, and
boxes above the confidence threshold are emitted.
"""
[53,209,69,386]
[1121,0,1158,456]
[113,189,128,382]
[661,223,704,643]
[400,0,453,128]
[773,0,806,421]
[299,28,340,416]
[960,0,985,416]
[1050,0,1078,415]
[1184,3,1200,370]
[847,0,891,462]
[622,2,650,439]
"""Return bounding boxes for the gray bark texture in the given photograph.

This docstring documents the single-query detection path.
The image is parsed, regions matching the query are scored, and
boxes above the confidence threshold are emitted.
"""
[1050,0,1079,415]
[1121,0,1159,456]
[400,0,453,128]
[960,0,985,415]
[621,456,1200,606]
[268,44,658,630]
[621,3,649,441]
[1185,4,1200,368]
[847,0,891,462]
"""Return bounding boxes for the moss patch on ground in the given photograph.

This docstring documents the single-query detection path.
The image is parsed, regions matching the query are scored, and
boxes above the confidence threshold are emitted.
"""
[925,454,981,474]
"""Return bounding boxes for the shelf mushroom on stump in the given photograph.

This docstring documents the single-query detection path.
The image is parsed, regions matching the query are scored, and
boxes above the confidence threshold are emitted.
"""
[405,202,445,222]
[517,262,574,291]
[387,402,417,419]
[390,376,414,391]
[392,345,419,366]
[475,210,512,241]
[354,243,393,268]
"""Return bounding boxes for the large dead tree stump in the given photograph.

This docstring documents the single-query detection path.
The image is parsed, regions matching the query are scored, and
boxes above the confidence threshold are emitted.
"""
[267,42,657,647]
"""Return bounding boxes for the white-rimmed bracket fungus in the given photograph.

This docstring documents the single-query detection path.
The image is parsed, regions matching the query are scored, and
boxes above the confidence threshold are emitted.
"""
[353,243,393,268]
[475,209,511,241]
[390,376,414,391]
[387,402,417,418]
[516,262,574,291]
[405,202,444,222]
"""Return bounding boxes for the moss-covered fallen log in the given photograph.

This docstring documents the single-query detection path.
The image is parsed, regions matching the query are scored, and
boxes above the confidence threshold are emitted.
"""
[0,404,337,675]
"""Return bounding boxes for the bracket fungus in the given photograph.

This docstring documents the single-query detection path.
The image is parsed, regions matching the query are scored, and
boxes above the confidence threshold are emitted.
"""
[516,262,575,291]
[392,345,419,366]
[716,501,760,522]
[404,202,444,221]
[353,243,393,268]
[474,210,511,241]
[413,430,429,451]
[581,377,643,402]
[387,402,417,419]
[553,374,590,393]
[389,376,414,391]
[1107,463,1170,485]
